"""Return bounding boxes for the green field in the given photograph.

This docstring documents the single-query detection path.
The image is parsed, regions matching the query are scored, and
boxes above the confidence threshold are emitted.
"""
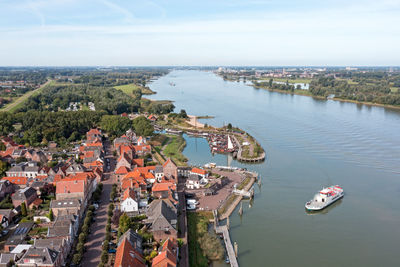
[271,78,312,84]
[114,83,155,96]
[0,80,51,112]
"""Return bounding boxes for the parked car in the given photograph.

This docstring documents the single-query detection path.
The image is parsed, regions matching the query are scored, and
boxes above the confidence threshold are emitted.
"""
[108,249,116,253]
[111,229,118,233]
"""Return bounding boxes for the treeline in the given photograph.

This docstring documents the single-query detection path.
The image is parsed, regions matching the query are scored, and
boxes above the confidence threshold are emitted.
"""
[0,111,155,146]
[0,111,105,146]
[21,84,141,114]
[309,76,400,105]
[254,79,296,92]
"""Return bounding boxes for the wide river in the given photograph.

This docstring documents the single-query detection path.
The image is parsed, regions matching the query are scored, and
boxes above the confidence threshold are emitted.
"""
[149,70,400,267]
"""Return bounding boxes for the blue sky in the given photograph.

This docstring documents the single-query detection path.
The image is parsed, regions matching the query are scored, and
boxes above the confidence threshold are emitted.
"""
[0,0,399,66]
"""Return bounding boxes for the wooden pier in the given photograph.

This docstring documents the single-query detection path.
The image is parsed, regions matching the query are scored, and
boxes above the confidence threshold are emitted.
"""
[213,210,239,267]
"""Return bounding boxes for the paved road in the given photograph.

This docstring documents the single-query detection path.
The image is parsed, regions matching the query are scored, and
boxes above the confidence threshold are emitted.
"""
[81,140,116,266]
[177,178,189,267]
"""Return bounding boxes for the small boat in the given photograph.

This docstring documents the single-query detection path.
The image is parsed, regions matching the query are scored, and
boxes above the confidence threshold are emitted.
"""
[305,185,344,211]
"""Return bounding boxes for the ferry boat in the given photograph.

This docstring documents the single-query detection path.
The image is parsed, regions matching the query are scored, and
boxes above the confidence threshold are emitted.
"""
[305,185,344,211]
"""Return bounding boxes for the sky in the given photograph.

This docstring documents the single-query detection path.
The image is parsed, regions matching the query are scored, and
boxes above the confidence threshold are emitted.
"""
[0,0,400,66]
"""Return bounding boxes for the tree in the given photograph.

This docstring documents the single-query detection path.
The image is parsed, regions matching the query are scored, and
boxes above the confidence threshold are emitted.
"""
[118,213,131,237]
[132,116,154,136]
[0,160,9,177]
[227,123,232,130]
[72,253,82,264]
[48,209,54,221]
[0,142,5,151]
[179,109,188,118]
[21,202,27,217]
[100,115,131,136]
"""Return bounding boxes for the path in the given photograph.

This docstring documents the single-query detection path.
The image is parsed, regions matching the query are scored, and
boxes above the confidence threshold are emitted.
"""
[81,140,116,266]
[186,115,205,128]
[214,211,239,267]
[1,80,51,112]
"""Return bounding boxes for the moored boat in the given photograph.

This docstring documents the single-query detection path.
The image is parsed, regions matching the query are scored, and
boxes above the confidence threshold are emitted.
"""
[305,185,344,211]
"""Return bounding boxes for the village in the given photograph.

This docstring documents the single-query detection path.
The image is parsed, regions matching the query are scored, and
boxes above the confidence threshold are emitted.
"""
[0,113,258,267]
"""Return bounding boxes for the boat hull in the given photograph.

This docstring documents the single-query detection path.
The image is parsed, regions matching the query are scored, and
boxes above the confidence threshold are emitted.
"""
[305,193,344,211]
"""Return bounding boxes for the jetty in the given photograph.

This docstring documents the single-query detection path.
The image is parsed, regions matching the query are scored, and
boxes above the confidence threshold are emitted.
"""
[213,210,239,267]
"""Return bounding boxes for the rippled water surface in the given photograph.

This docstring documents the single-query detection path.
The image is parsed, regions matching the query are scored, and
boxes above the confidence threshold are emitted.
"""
[149,70,400,266]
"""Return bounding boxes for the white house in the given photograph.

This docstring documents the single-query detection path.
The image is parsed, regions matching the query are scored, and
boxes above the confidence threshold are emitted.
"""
[186,174,200,190]
[190,168,209,184]
[121,188,138,213]
[154,165,164,182]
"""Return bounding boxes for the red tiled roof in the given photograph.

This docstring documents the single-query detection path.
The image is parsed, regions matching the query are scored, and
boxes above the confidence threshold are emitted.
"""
[87,128,101,135]
[162,158,176,168]
[114,238,146,267]
[116,166,130,175]
[191,168,207,175]
[152,182,175,192]
[132,158,144,167]
[123,188,136,201]
[2,176,27,185]
[56,180,86,194]
[152,250,177,267]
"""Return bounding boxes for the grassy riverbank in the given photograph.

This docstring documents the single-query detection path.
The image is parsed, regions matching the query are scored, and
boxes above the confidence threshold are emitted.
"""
[187,212,224,267]
[161,134,188,166]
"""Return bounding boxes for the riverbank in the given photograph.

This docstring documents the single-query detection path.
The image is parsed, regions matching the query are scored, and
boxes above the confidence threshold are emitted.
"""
[252,84,400,110]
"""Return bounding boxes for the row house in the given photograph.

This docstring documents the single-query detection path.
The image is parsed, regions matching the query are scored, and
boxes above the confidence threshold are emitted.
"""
[145,199,178,242]
[11,187,38,208]
[6,162,40,178]
[114,230,146,267]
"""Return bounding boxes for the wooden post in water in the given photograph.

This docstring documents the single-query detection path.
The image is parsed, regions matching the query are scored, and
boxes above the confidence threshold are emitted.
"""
[238,202,243,216]
[234,242,238,258]
[227,217,230,229]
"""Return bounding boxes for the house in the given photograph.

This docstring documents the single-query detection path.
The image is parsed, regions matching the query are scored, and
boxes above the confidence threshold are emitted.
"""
[24,150,47,163]
[11,187,37,208]
[65,163,86,176]
[6,162,40,178]
[152,182,176,200]
[186,174,200,190]
[154,166,164,182]
[152,237,178,267]
[0,253,17,267]
[50,199,82,219]
[114,229,146,267]
[34,238,69,267]
[190,168,208,180]
[86,128,102,142]
[1,176,28,188]
[162,159,178,183]
[0,209,14,227]
[137,136,146,146]
[55,180,88,207]
[4,222,34,252]
[120,188,138,213]
[17,247,60,267]
[146,199,177,242]
[0,180,14,200]
[116,153,132,172]
[133,145,151,157]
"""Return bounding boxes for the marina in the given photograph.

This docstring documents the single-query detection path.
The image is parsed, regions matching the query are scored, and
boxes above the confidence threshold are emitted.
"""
[150,70,400,267]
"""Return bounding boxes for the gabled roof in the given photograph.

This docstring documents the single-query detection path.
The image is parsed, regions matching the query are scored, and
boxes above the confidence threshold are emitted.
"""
[12,187,36,201]
[152,182,176,192]
[132,158,144,167]
[87,128,101,136]
[146,199,177,232]
[2,176,27,185]
[115,166,130,175]
[152,250,177,267]
[114,233,145,267]
[122,188,136,201]
[18,247,59,265]
[163,158,176,168]
[191,167,207,175]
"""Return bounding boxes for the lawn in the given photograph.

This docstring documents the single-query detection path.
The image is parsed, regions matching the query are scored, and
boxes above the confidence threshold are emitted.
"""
[114,83,155,96]
[162,134,188,166]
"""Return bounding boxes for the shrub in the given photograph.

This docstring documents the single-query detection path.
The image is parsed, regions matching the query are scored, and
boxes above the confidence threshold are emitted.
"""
[101,251,108,263]
[72,253,82,264]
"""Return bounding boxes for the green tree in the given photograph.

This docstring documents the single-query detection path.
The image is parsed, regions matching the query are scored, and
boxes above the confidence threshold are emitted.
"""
[0,160,9,177]
[118,213,131,237]
[21,202,27,217]
[132,116,154,136]
[100,115,131,136]
[48,209,54,221]
[0,142,5,151]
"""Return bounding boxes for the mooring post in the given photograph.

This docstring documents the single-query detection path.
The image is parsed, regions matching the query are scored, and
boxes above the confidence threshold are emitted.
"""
[234,242,238,257]
[227,217,230,229]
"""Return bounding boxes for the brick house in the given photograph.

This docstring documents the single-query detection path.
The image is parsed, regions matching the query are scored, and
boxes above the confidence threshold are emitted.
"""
[11,187,37,208]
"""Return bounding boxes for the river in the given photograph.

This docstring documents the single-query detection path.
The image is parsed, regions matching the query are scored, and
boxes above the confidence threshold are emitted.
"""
[148,70,400,267]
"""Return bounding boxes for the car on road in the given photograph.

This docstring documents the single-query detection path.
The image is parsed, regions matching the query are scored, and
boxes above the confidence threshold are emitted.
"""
[108,249,116,253]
